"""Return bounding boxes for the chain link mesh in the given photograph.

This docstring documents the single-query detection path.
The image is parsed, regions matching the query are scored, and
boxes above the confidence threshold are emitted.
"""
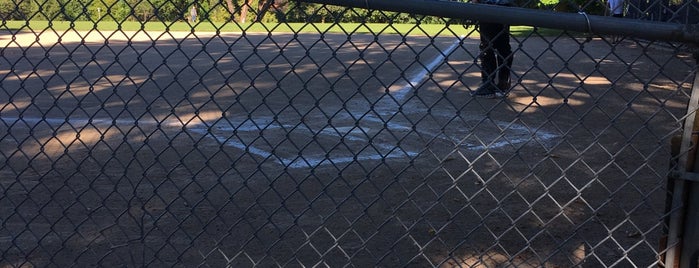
[0,0,696,266]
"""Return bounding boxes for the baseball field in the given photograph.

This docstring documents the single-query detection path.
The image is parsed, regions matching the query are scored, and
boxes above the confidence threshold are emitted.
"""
[0,26,694,266]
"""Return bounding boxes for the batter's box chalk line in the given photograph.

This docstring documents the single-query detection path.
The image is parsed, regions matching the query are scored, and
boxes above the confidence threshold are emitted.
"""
[191,113,557,169]
[1,114,557,169]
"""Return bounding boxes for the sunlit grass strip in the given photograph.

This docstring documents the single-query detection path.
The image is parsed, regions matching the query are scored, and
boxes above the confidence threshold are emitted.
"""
[0,20,564,36]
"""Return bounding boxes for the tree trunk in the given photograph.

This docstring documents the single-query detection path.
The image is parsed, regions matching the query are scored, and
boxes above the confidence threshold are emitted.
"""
[256,0,274,22]
[239,0,251,23]
[225,0,235,19]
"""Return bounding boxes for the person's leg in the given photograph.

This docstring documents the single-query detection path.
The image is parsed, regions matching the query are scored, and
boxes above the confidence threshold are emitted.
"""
[492,24,512,91]
[479,22,499,86]
[472,22,500,97]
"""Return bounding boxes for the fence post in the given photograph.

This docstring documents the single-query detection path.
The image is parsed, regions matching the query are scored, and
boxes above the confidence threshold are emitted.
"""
[679,52,699,268]
[665,51,699,268]
[680,183,699,267]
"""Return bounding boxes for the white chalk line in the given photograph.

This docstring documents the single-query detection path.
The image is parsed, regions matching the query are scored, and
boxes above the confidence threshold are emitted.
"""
[190,121,419,169]
[1,34,542,168]
[1,113,558,169]
[0,115,421,169]
[390,36,465,102]
[459,122,559,151]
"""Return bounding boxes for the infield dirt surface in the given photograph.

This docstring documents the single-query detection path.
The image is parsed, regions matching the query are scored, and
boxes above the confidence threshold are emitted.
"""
[0,29,694,266]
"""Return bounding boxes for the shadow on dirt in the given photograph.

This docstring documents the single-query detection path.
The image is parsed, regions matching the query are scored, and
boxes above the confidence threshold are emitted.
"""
[0,29,694,267]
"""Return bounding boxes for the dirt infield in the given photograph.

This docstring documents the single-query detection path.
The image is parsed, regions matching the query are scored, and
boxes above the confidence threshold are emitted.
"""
[0,29,695,266]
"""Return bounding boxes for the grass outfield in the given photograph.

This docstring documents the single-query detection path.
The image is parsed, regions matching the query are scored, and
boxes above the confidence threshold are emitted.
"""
[0,20,568,37]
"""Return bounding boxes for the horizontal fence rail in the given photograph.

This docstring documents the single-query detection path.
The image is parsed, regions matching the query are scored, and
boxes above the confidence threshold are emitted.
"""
[299,0,699,44]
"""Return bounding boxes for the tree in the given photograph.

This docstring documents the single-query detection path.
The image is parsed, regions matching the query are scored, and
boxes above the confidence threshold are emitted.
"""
[225,0,234,19]
[0,0,32,20]
[60,0,91,21]
[239,0,250,22]
[29,0,60,20]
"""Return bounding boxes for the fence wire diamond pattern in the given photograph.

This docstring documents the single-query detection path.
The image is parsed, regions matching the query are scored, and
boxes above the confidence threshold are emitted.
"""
[0,0,697,267]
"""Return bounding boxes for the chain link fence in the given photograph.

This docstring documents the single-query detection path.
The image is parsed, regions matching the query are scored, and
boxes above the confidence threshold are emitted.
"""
[627,0,699,24]
[1,0,697,266]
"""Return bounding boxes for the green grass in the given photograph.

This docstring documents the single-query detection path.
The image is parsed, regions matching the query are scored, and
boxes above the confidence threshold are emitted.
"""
[0,20,569,37]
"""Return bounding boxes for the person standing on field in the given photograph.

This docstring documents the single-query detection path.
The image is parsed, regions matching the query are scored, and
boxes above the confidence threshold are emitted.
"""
[608,0,624,43]
[190,5,198,23]
[470,0,515,98]
[608,0,624,18]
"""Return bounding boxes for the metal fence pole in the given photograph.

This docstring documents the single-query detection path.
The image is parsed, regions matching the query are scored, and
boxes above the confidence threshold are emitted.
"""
[679,182,699,267]
[677,54,699,268]
[298,0,699,44]
[663,51,699,268]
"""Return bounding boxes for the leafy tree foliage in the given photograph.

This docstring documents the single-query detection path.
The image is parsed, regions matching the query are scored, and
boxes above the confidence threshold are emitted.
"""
[0,0,615,23]
[0,0,448,23]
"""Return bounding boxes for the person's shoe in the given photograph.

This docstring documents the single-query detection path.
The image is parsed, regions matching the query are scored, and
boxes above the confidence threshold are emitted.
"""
[471,83,498,98]
[496,80,511,97]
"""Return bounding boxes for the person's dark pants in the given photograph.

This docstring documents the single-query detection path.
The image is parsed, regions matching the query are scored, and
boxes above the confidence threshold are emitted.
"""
[479,22,513,88]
